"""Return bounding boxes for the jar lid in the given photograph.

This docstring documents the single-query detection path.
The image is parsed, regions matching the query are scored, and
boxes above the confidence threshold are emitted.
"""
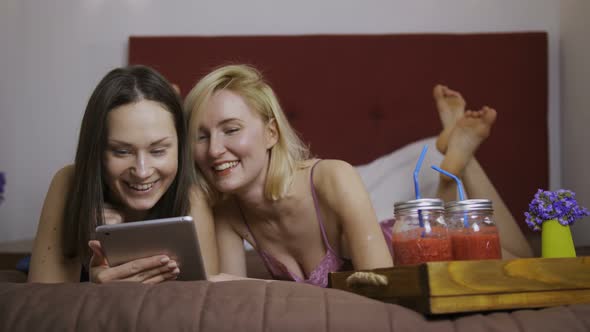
[445,199,493,212]
[394,198,444,213]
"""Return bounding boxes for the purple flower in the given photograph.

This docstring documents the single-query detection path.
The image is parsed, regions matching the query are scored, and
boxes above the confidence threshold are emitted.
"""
[525,189,590,231]
[0,172,4,205]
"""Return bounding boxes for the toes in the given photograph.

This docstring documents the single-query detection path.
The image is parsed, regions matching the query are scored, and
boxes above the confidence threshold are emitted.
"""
[482,107,498,123]
[482,106,495,113]
[465,109,484,118]
[462,107,497,125]
[444,88,459,98]
[433,84,446,99]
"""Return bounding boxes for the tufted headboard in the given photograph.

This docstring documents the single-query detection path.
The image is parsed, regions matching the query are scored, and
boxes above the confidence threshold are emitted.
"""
[128,33,548,230]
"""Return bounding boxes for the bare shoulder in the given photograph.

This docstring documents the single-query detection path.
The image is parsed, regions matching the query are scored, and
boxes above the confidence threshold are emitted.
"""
[29,164,80,282]
[38,164,75,232]
[187,184,215,228]
[310,159,368,209]
[188,184,210,209]
[311,159,359,188]
[52,164,75,187]
[42,164,76,218]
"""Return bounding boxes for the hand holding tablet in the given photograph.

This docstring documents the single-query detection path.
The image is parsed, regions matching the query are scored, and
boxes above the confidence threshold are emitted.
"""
[88,241,180,284]
[94,216,206,281]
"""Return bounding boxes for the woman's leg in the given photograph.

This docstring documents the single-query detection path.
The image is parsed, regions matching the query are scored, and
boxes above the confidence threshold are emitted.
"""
[433,85,534,258]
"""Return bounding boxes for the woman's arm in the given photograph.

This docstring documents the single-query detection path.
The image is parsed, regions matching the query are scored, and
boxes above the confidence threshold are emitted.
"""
[28,165,80,283]
[214,210,247,277]
[189,186,220,277]
[314,160,393,270]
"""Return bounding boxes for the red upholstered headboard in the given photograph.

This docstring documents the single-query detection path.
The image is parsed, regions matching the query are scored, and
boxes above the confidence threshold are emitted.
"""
[128,33,548,227]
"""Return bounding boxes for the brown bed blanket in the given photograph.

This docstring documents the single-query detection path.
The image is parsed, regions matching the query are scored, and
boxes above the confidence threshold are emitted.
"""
[1,280,588,331]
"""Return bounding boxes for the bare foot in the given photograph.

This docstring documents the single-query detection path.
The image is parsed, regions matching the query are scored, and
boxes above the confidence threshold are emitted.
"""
[433,85,466,153]
[438,107,497,178]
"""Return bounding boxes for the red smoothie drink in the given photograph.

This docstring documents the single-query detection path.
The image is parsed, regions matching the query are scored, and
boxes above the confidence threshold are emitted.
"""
[451,227,501,260]
[392,228,453,266]
[445,199,501,260]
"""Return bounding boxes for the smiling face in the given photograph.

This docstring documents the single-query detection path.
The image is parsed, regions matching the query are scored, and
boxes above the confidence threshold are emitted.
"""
[103,99,178,217]
[192,89,277,196]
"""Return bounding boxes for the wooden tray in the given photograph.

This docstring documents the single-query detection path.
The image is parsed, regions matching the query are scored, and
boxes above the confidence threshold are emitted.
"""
[328,257,590,315]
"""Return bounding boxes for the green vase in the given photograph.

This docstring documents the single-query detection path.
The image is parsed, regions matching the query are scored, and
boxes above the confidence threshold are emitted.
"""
[541,218,576,258]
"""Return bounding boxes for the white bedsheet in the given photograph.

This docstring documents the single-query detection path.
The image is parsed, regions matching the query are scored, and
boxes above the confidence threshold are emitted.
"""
[355,136,443,222]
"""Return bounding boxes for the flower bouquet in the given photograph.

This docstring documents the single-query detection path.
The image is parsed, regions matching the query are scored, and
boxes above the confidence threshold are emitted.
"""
[525,189,589,258]
[0,172,5,205]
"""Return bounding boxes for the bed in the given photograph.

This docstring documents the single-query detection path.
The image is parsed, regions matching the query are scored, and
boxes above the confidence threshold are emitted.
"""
[0,280,589,331]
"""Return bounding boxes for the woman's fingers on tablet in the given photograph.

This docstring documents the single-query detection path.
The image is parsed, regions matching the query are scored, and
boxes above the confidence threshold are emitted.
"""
[88,240,107,266]
[94,255,174,283]
[142,267,181,284]
[129,259,178,283]
[88,241,110,283]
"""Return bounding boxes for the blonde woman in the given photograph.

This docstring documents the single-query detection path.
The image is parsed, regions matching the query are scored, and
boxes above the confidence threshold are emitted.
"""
[185,64,393,287]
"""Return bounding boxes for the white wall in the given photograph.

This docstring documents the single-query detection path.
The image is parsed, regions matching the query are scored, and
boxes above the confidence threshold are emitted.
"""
[0,0,563,244]
[561,0,590,246]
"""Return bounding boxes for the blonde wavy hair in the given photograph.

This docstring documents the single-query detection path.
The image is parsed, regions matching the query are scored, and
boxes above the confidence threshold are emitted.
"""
[184,64,310,204]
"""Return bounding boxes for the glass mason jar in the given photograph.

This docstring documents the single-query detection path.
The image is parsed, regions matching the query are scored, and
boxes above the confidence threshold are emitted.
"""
[391,198,453,266]
[445,199,502,260]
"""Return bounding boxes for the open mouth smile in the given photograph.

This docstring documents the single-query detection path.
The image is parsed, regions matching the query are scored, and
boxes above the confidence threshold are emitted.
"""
[212,161,239,175]
[126,180,159,192]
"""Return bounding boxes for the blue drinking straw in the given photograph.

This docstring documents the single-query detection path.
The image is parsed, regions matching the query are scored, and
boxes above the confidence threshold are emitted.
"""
[430,165,465,200]
[413,145,428,230]
[413,145,428,199]
[431,165,468,227]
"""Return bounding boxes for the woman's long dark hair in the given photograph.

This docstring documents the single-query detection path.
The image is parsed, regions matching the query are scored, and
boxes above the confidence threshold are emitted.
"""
[63,65,193,266]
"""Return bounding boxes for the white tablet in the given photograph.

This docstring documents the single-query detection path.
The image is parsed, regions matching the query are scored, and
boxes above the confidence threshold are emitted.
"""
[95,216,206,281]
